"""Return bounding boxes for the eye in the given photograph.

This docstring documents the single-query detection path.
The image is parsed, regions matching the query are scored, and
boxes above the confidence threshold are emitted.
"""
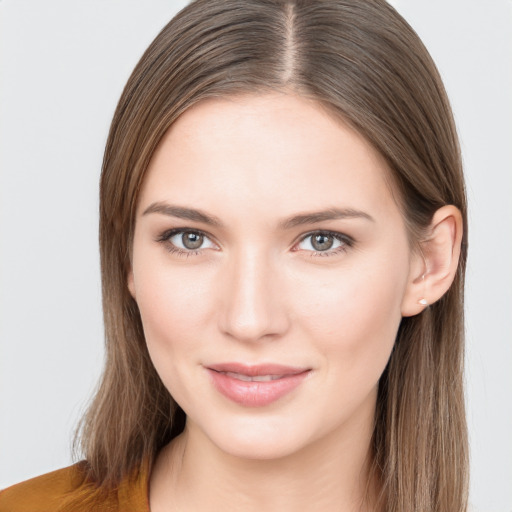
[157,229,216,256]
[296,231,353,256]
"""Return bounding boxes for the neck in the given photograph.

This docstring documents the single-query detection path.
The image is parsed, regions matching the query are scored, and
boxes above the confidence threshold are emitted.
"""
[150,408,380,512]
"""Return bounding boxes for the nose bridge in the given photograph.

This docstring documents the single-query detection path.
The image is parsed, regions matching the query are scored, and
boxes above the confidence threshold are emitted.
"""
[218,245,288,342]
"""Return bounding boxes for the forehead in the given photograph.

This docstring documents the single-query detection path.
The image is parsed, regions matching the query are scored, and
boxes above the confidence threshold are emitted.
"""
[138,93,402,227]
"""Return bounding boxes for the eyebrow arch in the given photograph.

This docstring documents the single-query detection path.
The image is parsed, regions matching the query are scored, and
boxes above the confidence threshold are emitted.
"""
[142,202,224,227]
[278,207,374,229]
[142,202,374,229]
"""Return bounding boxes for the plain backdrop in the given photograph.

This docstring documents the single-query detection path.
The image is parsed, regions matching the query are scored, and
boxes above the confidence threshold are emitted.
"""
[1,1,511,511]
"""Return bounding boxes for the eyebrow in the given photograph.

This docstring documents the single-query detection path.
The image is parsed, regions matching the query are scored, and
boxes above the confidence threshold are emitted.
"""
[143,202,224,227]
[142,202,374,229]
[279,207,374,229]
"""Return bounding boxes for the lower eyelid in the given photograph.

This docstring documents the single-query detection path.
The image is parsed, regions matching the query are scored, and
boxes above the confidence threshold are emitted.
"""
[165,245,202,257]
[308,245,349,257]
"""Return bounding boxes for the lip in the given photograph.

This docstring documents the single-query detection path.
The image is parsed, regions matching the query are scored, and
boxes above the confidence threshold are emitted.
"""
[206,362,311,407]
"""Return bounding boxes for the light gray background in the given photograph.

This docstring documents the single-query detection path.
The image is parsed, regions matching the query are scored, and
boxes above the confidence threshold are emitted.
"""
[1,1,511,511]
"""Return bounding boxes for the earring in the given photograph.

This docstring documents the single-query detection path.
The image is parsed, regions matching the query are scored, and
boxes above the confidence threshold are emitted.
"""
[418,298,428,306]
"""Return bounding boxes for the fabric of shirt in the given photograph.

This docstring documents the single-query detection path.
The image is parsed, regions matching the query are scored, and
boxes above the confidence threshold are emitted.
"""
[0,458,150,512]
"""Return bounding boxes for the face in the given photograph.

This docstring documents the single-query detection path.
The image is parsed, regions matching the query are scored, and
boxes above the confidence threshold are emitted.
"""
[129,92,420,460]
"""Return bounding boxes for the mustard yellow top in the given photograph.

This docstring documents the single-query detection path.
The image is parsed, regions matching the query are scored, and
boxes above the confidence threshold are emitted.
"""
[0,459,150,512]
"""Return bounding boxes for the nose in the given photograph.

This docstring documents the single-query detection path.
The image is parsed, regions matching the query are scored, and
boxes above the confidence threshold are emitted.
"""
[217,247,290,343]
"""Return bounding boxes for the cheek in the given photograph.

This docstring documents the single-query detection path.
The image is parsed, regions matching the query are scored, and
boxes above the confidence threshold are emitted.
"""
[135,278,213,410]
[131,251,217,390]
[293,253,408,383]
[140,274,211,327]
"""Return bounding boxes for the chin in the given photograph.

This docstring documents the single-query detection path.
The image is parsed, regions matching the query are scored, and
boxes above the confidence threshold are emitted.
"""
[191,410,321,461]
[213,431,305,461]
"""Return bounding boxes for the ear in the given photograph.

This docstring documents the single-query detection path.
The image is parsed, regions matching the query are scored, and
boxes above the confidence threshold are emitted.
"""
[401,205,463,317]
[127,267,136,299]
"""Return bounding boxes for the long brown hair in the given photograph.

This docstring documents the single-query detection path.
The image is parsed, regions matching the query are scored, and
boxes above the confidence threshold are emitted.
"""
[70,0,469,510]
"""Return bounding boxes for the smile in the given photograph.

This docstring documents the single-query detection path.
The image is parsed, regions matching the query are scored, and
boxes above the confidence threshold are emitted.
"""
[206,363,311,407]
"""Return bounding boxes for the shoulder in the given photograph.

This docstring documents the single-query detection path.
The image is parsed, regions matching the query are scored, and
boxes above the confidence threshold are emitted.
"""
[0,458,150,512]
[0,462,87,511]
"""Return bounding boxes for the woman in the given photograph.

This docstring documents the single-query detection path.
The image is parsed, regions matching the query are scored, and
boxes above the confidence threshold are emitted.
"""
[0,0,469,510]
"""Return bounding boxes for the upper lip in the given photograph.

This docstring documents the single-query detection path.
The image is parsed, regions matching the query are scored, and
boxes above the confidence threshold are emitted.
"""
[207,362,310,377]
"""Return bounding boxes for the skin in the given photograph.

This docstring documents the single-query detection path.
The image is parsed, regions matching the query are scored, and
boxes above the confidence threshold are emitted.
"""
[128,92,462,511]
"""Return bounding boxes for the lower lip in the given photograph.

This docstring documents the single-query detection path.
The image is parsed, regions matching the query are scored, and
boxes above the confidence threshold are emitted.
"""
[207,369,310,407]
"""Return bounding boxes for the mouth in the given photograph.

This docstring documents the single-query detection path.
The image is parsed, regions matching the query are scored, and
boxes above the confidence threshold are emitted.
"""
[205,363,311,407]
[220,372,288,382]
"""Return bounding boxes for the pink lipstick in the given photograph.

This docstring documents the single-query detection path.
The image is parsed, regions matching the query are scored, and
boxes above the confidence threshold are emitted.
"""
[206,363,310,407]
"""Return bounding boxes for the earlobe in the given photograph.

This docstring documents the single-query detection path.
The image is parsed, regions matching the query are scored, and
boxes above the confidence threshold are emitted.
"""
[401,205,463,317]
[127,269,136,299]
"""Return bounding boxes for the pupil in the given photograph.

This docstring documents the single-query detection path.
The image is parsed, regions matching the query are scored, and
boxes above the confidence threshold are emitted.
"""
[312,234,333,251]
[182,232,203,250]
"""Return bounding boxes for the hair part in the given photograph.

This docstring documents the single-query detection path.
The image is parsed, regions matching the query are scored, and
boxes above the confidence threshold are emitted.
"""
[67,1,469,510]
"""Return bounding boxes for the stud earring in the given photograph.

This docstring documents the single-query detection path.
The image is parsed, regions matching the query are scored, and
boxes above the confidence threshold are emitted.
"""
[418,298,428,306]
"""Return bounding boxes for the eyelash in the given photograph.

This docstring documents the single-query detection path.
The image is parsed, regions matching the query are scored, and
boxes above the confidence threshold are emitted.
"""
[295,230,354,258]
[156,228,354,258]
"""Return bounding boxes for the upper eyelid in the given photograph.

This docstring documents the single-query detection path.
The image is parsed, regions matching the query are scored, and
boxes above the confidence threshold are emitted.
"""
[159,227,213,240]
[298,230,351,240]
[158,228,350,240]
[296,230,353,246]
